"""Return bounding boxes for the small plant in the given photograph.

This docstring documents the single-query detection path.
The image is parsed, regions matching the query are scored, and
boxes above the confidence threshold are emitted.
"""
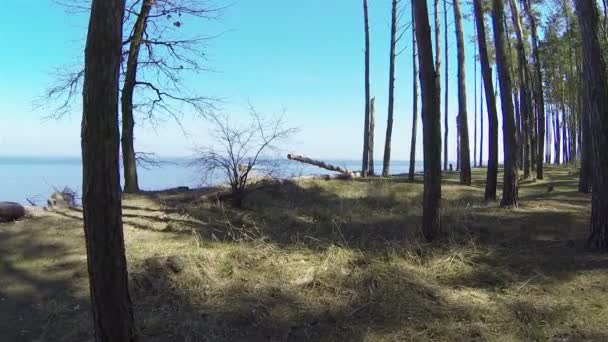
[192,106,297,207]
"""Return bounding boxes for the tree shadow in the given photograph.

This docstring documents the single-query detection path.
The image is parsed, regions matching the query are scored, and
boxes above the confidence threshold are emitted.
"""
[0,218,92,342]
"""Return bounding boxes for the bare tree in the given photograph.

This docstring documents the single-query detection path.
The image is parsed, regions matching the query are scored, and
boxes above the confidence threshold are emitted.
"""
[81,0,135,340]
[192,108,297,207]
[41,0,223,192]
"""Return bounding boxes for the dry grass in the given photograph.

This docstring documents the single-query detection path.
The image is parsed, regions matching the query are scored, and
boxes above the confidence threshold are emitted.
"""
[1,166,608,341]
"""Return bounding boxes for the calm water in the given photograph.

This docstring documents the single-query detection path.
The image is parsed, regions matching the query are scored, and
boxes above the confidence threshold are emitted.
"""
[0,156,422,204]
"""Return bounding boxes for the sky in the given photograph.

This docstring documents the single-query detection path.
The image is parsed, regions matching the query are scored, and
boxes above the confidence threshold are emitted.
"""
[0,0,501,162]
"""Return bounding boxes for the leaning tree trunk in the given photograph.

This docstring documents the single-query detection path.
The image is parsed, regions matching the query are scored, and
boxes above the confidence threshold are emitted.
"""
[443,0,449,172]
[523,0,545,180]
[414,0,442,241]
[362,0,371,177]
[409,8,418,182]
[121,0,154,193]
[473,0,500,201]
[575,0,608,250]
[287,154,358,177]
[492,0,519,207]
[382,0,398,177]
[453,0,472,185]
[82,0,136,340]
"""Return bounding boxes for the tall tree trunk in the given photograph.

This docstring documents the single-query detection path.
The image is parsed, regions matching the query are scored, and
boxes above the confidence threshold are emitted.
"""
[546,104,552,164]
[121,0,154,193]
[523,0,545,179]
[504,18,522,171]
[434,0,442,172]
[555,104,561,164]
[82,0,136,340]
[479,65,484,167]
[362,0,371,177]
[443,0,449,172]
[492,0,519,207]
[474,38,478,168]
[562,106,568,163]
[454,0,472,185]
[508,0,533,179]
[414,0,442,240]
[409,8,418,182]
[579,77,593,193]
[575,0,608,250]
[382,0,398,177]
[369,97,376,174]
[474,0,499,201]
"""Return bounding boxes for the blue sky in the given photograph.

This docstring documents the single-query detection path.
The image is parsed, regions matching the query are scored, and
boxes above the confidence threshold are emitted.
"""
[0,0,500,162]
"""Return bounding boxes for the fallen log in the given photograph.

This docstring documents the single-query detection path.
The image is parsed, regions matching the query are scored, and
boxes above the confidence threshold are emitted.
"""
[0,202,26,222]
[291,174,353,181]
[287,154,359,177]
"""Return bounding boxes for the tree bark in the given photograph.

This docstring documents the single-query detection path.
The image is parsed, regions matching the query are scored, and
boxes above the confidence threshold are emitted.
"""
[473,0,499,201]
[121,0,154,193]
[414,0,442,240]
[409,8,418,182]
[443,0,449,172]
[492,0,519,207]
[82,0,136,340]
[453,0,472,185]
[575,0,608,250]
[362,0,371,177]
[382,0,398,177]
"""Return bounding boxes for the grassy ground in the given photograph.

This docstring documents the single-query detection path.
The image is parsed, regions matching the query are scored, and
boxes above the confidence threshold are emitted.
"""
[1,166,607,341]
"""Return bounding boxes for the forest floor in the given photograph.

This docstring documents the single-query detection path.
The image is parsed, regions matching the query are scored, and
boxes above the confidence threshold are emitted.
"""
[1,166,607,342]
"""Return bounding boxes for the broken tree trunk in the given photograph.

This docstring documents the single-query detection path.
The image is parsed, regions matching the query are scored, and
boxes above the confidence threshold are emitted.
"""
[287,154,359,177]
[0,202,26,222]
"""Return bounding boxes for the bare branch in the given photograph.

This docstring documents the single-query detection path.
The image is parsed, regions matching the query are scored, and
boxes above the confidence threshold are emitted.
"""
[191,107,298,207]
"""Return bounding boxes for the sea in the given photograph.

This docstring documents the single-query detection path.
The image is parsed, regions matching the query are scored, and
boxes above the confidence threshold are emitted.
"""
[0,156,422,204]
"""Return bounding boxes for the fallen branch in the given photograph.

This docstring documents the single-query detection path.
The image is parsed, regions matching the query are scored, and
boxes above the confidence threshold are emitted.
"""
[287,154,359,177]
